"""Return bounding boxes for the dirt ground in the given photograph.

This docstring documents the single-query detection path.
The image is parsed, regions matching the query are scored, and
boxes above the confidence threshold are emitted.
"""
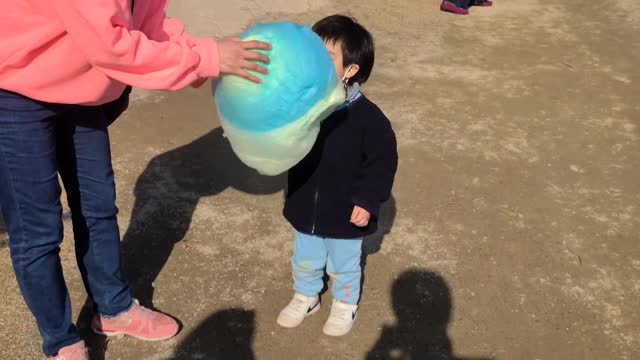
[1,0,638,359]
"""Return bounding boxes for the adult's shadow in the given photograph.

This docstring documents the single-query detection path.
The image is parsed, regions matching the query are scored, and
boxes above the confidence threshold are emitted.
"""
[78,127,284,358]
[173,308,255,360]
[121,127,286,306]
[366,268,494,360]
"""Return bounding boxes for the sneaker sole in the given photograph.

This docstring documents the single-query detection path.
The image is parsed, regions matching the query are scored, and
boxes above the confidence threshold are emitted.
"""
[276,303,321,328]
[91,327,176,342]
[322,312,358,337]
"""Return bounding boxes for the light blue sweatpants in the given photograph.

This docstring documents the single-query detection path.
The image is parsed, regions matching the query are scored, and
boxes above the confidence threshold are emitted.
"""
[291,231,363,305]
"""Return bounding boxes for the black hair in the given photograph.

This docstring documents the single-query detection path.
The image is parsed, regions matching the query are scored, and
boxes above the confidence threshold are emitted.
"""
[312,15,375,85]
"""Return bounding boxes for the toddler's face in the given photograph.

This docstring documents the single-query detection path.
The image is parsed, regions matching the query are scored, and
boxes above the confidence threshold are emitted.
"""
[324,40,346,81]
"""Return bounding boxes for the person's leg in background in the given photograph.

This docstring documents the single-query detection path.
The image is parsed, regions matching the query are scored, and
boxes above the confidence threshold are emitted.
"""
[0,90,82,357]
[470,0,493,7]
[441,0,473,15]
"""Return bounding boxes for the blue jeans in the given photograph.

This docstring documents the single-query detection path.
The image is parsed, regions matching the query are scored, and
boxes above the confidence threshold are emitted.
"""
[0,90,132,356]
[292,231,362,305]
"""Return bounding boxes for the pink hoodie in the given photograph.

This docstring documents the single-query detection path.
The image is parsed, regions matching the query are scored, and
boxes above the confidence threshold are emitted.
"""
[0,0,220,105]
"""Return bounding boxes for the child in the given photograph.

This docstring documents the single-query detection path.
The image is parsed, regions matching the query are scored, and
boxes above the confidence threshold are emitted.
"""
[277,15,398,336]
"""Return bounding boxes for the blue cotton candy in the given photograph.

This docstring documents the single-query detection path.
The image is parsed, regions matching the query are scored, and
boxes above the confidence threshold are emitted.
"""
[214,22,344,175]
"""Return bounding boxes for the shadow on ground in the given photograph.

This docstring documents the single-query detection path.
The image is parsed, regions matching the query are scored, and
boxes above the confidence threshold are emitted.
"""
[367,268,494,360]
[165,197,395,360]
[119,126,285,307]
[314,196,396,298]
[173,308,256,360]
[78,127,285,359]
[75,125,400,359]
[0,216,7,249]
[363,196,397,257]
[356,196,397,300]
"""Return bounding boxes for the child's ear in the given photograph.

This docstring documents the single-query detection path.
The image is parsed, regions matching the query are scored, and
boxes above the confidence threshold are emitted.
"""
[346,64,360,80]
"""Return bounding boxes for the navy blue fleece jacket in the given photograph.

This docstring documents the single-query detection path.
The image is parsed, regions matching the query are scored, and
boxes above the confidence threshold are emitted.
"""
[283,95,398,239]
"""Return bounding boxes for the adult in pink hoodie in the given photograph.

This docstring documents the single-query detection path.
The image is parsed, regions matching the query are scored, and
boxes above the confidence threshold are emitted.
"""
[0,1,270,359]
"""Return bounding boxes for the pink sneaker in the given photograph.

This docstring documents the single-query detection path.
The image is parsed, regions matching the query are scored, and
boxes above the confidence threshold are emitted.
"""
[441,1,470,15]
[47,341,89,360]
[91,300,179,341]
[474,0,493,6]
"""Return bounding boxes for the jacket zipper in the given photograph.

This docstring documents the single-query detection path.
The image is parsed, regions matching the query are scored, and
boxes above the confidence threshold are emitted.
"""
[311,188,319,234]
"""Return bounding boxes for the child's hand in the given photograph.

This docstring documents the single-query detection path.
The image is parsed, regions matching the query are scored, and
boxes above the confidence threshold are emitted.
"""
[350,206,370,227]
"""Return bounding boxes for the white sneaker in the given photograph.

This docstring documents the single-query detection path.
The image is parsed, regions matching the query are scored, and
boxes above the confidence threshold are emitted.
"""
[276,293,320,328]
[322,300,358,336]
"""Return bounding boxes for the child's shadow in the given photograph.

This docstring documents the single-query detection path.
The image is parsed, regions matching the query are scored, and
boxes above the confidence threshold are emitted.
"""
[357,197,396,299]
[318,196,396,298]
[366,268,494,360]
[362,196,396,259]
[78,127,285,359]
[173,308,256,360]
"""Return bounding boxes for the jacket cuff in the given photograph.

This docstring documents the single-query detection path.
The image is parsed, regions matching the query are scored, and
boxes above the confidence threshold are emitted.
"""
[352,196,380,219]
[193,37,220,78]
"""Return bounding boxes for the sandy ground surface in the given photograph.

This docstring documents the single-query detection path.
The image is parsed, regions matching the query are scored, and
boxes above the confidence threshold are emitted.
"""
[1,0,639,359]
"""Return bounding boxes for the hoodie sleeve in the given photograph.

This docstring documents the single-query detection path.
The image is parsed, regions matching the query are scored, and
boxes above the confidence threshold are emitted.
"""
[135,0,200,46]
[49,0,219,90]
[351,110,398,218]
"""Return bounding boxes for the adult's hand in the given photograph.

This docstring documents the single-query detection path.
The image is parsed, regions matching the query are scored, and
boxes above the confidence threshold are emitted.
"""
[218,37,271,83]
